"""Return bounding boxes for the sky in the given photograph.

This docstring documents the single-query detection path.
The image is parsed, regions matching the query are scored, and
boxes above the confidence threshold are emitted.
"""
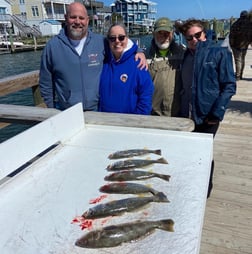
[102,0,252,20]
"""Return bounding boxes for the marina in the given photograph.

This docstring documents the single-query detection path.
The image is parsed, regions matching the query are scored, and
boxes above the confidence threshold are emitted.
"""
[0,47,252,253]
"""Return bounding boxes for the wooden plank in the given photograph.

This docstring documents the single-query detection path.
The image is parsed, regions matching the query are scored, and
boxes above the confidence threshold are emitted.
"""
[201,236,252,254]
[84,111,194,131]
[32,85,45,106]
[201,229,252,254]
[200,48,252,254]
[0,70,39,96]
[0,104,60,124]
[210,189,252,208]
[0,122,9,129]
[213,161,252,180]
[0,104,195,131]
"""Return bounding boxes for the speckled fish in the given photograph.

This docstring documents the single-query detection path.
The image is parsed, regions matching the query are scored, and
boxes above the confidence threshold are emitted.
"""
[75,219,174,248]
[108,149,162,159]
[104,170,171,182]
[99,182,162,196]
[82,192,169,219]
[106,157,168,171]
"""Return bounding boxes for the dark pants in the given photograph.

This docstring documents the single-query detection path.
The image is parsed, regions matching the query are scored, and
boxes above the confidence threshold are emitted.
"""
[194,121,220,198]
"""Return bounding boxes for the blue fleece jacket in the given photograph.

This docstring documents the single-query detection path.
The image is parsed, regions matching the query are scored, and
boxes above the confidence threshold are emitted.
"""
[39,28,105,111]
[99,42,154,115]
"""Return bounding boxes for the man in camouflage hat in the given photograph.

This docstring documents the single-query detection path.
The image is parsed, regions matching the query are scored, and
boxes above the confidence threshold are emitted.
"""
[148,17,185,116]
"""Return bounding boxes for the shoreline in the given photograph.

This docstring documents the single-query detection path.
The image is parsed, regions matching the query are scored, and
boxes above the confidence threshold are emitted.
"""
[0,45,45,54]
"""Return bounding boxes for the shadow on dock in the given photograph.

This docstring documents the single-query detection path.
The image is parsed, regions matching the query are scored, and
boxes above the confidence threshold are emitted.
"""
[227,100,252,116]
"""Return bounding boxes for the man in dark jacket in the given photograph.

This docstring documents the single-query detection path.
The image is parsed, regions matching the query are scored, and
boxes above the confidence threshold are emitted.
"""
[229,10,252,80]
[179,19,236,198]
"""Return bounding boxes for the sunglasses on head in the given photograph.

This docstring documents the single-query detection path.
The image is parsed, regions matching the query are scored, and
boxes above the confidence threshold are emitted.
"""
[108,35,126,42]
[185,31,203,41]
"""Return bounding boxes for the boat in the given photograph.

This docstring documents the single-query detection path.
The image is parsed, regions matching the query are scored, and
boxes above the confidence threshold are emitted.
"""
[0,40,24,48]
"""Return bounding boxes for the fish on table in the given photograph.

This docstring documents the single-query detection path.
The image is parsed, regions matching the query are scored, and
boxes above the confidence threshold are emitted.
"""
[108,149,162,159]
[104,170,171,182]
[106,157,168,171]
[99,182,164,196]
[82,192,169,219]
[75,219,174,248]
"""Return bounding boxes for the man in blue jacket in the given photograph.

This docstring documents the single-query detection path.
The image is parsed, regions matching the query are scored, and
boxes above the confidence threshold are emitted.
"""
[179,19,236,198]
[39,2,146,111]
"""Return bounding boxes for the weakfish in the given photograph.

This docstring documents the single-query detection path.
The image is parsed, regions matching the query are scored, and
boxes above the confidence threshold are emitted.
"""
[104,170,171,182]
[99,182,163,196]
[106,157,168,171]
[108,149,162,159]
[82,192,169,219]
[75,219,174,248]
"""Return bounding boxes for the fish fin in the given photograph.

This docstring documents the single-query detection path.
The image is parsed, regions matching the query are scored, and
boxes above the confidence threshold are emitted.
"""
[159,219,175,232]
[156,157,169,164]
[149,187,159,196]
[154,192,169,202]
[157,173,171,181]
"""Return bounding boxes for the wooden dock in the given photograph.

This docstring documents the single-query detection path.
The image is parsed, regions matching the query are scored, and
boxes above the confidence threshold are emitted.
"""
[200,48,252,254]
[0,47,252,253]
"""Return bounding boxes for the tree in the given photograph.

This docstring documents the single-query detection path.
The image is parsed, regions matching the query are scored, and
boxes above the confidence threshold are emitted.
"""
[111,13,123,23]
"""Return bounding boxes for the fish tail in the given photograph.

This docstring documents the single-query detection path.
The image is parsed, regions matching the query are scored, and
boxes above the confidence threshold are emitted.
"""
[156,157,169,164]
[153,192,169,202]
[156,173,171,181]
[153,149,162,156]
[158,219,175,232]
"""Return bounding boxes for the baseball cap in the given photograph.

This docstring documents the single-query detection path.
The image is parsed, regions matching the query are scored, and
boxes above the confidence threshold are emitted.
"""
[154,17,173,32]
[240,10,248,17]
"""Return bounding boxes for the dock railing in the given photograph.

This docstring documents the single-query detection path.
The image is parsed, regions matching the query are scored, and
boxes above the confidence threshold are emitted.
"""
[0,70,194,135]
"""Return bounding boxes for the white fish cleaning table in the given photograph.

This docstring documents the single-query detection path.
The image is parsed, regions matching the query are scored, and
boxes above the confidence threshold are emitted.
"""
[0,103,213,254]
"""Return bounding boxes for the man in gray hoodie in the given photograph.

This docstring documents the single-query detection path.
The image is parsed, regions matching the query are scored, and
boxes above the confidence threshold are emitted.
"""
[39,2,146,111]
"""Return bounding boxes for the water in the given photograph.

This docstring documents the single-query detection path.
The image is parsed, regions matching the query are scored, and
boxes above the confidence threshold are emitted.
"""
[0,35,152,143]
[0,50,42,142]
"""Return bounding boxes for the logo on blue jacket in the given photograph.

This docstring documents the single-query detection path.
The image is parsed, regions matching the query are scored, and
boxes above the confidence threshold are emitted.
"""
[120,74,128,83]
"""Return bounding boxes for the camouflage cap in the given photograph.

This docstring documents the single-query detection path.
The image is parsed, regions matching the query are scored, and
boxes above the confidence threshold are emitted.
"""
[154,17,173,32]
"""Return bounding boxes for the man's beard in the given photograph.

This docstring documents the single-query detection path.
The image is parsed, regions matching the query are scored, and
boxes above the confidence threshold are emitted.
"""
[155,38,170,50]
[69,26,85,40]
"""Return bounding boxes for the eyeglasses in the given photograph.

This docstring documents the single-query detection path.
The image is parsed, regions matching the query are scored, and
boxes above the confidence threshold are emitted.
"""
[185,31,203,41]
[108,35,126,42]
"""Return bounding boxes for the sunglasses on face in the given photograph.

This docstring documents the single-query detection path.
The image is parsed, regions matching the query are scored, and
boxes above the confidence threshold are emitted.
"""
[185,31,203,41]
[108,35,126,42]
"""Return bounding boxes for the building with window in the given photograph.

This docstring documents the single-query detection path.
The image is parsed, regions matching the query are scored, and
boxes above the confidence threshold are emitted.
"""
[0,0,12,35]
[10,0,73,27]
[5,0,112,36]
[111,0,157,34]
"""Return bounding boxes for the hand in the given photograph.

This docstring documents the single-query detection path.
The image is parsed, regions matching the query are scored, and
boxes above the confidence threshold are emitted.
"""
[135,52,148,71]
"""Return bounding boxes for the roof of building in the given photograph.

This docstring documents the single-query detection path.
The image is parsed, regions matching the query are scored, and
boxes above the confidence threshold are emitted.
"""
[40,20,61,25]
